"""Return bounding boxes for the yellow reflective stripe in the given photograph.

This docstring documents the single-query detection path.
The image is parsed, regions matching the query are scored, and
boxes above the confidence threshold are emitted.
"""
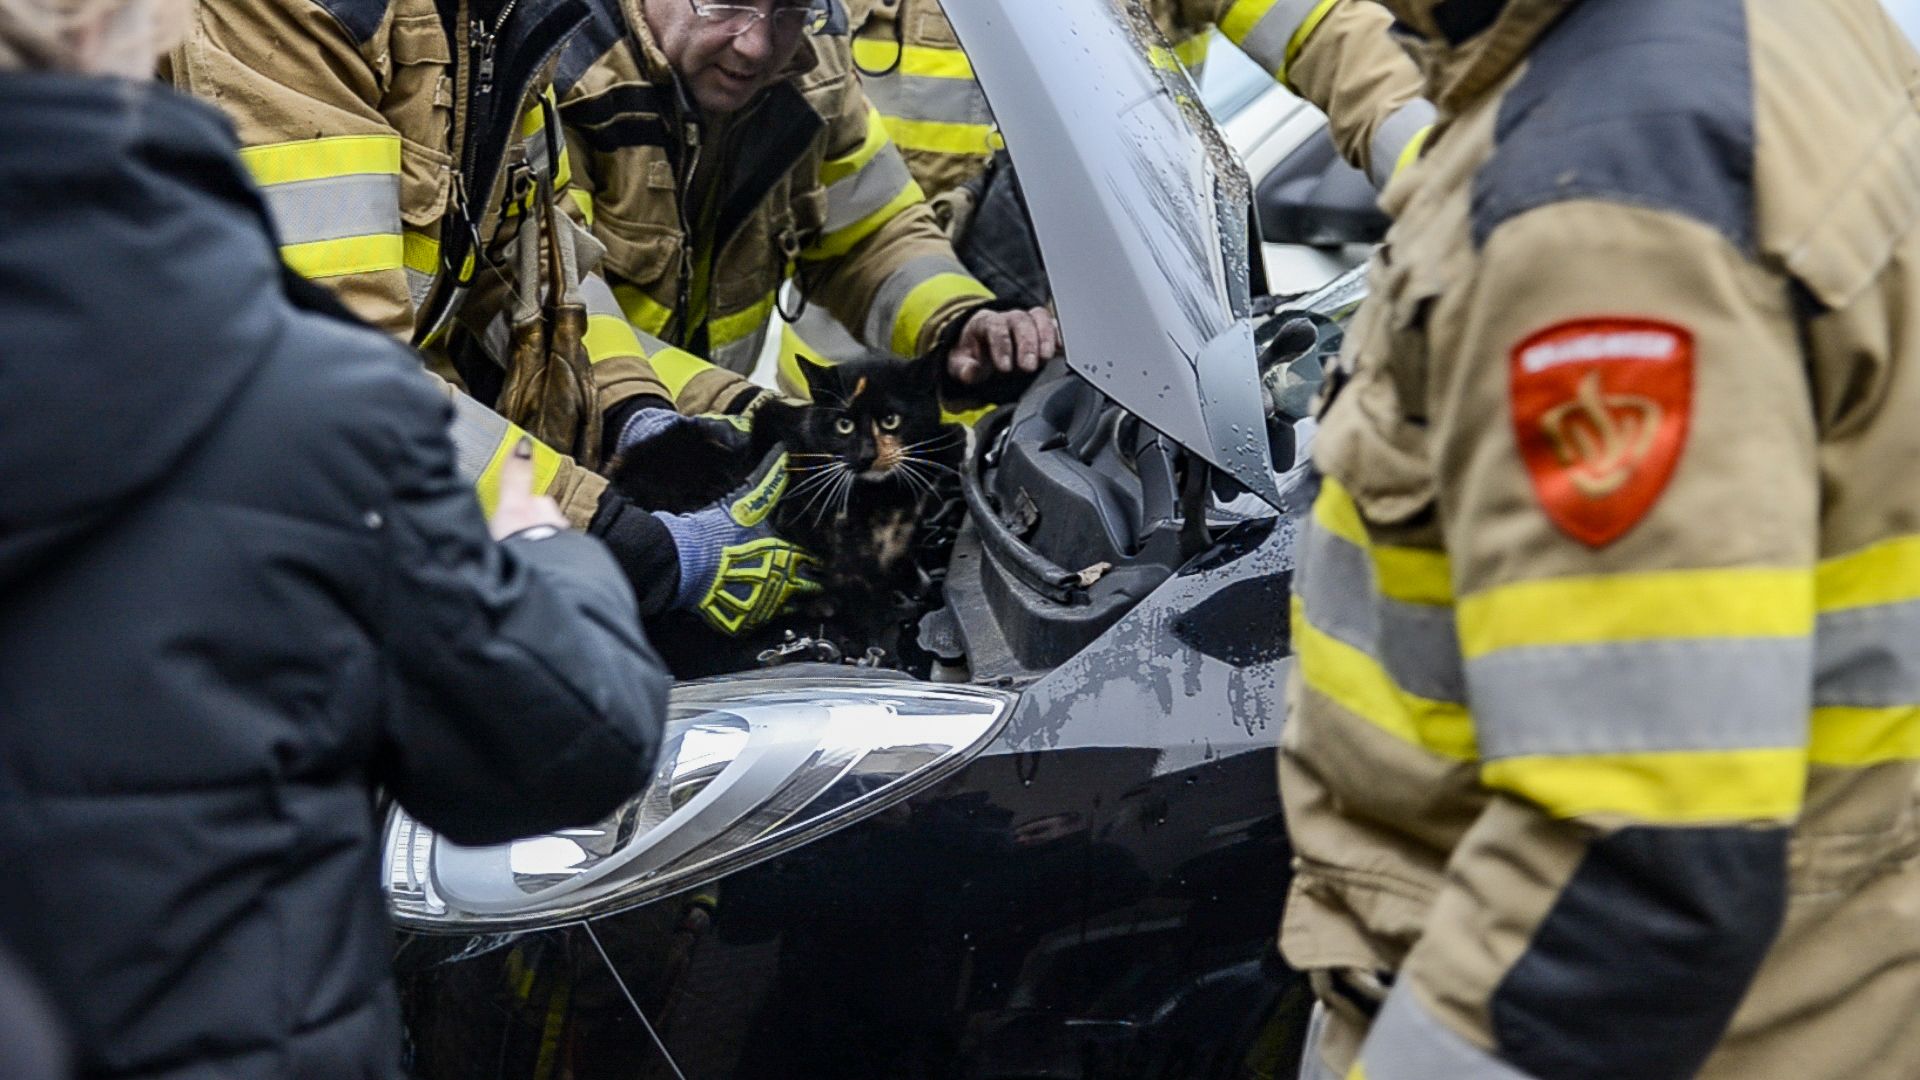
[553,142,572,191]
[806,180,924,261]
[520,101,546,138]
[649,344,718,401]
[1810,706,1920,766]
[1282,0,1342,84]
[1456,569,1815,658]
[1481,749,1806,823]
[1311,478,1368,546]
[1174,31,1212,69]
[853,39,975,80]
[1374,546,1450,606]
[1817,533,1920,612]
[710,292,776,348]
[777,323,830,399]
[612,284,673,336]
[280,234,403,279]
[1392,125,1431,181]
[821,105,892,187]
[568,187,595,225]
[1312,480,1452,604]
[1219,0,1283,45]
[473,426,564,518]
[879,115,997,156]
[403,231,439,277]
[888,272,992,358]
[1294,595,1477,760]
[238,134,401,187]
[584,314,645,364]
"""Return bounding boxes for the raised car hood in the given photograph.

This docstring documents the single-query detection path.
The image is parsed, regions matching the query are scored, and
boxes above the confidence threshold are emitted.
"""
[944,0,1279,507]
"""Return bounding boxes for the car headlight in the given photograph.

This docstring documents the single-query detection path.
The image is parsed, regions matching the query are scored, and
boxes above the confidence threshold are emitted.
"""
[383,677,1015,931]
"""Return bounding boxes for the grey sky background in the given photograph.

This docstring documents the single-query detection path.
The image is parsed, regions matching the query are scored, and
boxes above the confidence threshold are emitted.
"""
[1885,0,1920,45]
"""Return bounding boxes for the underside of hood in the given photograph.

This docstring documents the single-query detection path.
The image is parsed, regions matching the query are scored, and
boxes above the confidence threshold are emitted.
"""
[943,0,1280,508]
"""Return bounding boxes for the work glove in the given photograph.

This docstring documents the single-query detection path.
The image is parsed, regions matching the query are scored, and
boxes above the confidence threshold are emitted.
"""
[613,406,751,460]
[652,446,822,634]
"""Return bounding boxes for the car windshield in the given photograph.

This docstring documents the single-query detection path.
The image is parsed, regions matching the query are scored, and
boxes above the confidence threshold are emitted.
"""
[944,0,1280,506]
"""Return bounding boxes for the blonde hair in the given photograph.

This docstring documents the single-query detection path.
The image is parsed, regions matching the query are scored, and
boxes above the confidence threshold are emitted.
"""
[0,0,188,72]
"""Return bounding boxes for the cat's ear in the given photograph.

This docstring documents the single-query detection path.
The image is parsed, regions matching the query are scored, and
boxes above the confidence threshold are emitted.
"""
[797,354,839,402]
[906,349,942,388]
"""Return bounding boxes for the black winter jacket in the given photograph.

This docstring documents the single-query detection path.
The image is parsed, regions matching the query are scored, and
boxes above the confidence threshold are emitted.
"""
[0,75,670,1079]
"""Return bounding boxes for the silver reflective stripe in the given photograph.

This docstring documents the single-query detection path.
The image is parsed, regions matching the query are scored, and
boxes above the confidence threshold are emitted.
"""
[1379,598,1466,704]
[481,312,511,366]
[1367,98,1435,188]
[579,273,625,319]
[862,253,969,353]
[711,327,767,374]
[1465,638,1812,760]
[448,391,512,485]
[523,126,552,176]
[405,266,435,310]
[1235,0,1325,74]
[1297,1002,1340,1080]
[824,144,914,234]
[1298,519,1466,704]
[1296,518,1376,651]
[259,173,402,246]
[863,72,996,127]
[1358,985,1535,1080]
[1815,600,1920,706]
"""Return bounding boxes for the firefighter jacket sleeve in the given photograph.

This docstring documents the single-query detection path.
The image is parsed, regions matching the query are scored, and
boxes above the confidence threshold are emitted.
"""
[1204,0,1432,187]
[798,86,996,361]
[169,0,627,526]
[375,376,669,846]
[1305,200,1813,1079]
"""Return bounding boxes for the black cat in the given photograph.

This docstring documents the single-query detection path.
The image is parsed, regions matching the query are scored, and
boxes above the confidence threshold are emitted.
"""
[609,351,966,677]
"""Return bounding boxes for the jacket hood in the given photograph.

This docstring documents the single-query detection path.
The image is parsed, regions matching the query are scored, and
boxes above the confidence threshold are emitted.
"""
[0,75,287,586]
[1375,0,1574,114]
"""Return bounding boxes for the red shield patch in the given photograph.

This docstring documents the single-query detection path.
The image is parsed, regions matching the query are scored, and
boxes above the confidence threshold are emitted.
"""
[1509,318,1693,548]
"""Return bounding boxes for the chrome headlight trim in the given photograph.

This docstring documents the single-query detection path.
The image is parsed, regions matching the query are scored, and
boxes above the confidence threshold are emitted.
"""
[385,677,1016,932]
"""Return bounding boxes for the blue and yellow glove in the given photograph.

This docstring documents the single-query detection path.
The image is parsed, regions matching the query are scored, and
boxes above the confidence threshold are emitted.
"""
[653,447,822,634]
[614,407,752,459]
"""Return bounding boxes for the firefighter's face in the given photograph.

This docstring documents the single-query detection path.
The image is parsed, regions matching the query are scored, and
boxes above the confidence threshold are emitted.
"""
[644,0,808,114]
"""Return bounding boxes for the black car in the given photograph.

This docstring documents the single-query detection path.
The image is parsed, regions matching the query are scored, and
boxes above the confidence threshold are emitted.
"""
[384,2,1370,1076]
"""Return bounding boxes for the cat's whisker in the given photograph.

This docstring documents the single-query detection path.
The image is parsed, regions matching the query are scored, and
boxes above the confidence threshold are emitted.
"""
[794,468,847,527]
[786,464,847,503]
[902,454,959,476]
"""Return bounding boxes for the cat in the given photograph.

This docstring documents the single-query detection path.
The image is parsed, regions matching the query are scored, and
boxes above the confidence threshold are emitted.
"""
[608,350,966,678]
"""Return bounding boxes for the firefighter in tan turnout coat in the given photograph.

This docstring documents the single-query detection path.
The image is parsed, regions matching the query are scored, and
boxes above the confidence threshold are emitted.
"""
[166,0,653,525]
[1285,1,1920,1078]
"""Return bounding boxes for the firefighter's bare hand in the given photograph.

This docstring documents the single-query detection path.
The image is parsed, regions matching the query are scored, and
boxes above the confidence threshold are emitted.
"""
[947,306,1060,385]
[489,437,568,541]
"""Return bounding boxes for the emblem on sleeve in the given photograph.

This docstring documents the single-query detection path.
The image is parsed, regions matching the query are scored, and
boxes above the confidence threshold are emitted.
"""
[1510,318,1693,547]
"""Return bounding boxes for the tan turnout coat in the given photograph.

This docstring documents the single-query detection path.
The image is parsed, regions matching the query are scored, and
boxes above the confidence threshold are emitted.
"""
[1285,2,1920,1078]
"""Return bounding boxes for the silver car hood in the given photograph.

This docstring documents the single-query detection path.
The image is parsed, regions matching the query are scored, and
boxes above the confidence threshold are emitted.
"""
[943,0,1279,507]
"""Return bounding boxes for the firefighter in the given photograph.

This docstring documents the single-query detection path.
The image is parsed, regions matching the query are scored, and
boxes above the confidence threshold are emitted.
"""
[846,0,1433,201]
[1284,2,1920,1079]
[550,0,1061,428]
[165,0,827,630]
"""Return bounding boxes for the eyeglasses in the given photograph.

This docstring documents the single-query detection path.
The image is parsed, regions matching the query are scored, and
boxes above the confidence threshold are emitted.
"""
[688,0,831,38]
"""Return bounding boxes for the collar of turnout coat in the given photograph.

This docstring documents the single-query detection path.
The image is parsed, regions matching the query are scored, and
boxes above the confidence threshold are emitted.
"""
[0,75,285,589]
[1375,0,1575,114]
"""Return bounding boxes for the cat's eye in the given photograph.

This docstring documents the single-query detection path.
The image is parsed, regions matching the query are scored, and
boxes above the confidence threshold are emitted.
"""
[880,413,902,431]
[834,418,856,435]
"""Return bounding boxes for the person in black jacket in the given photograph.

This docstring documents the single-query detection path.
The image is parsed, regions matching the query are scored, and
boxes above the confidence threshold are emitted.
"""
[0,3,672,1077]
